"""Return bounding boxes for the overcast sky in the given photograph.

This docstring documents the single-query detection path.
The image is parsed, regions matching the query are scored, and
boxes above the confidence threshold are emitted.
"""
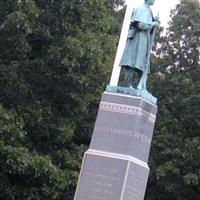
[126,0,180,28]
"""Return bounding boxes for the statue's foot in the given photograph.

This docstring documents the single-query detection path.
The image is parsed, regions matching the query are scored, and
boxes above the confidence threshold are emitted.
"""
[140,88,151,96]
[137,85,143,91]
[137,87,151,97]
[141,88,148,94]
[140,89,157,104]
[137,85,145,93]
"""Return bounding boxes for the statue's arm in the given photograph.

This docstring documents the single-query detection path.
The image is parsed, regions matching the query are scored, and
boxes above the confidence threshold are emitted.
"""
[137,23,152,30]
[136,21,159,31]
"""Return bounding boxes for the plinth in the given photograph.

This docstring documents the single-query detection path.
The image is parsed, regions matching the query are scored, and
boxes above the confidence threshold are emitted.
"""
[74,92,157,200]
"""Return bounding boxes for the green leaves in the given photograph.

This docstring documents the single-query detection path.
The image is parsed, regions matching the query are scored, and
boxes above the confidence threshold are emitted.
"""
[146,1,200,199]
[0,0,123,199]
[0,105,26,146]
[0,144,67,200]
[160,0,200,72]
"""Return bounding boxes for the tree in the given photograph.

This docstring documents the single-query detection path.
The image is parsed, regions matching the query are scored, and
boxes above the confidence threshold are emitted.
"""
[0,0,123,199]
[146,1,200,199]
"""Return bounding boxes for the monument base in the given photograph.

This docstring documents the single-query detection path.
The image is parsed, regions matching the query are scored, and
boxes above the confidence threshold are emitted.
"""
[74,92,157,200]
[106,85,157,104]
[74,150,149,200]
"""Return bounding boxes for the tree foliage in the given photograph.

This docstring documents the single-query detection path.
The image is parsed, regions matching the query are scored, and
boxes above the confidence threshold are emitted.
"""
[146,1,200,199]
[0,0,123,199]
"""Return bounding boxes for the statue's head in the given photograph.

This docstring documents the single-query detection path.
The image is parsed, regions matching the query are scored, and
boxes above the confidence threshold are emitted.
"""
[145,0,155,5]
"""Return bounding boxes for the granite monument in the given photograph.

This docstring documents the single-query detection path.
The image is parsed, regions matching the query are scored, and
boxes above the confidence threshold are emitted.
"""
[74,1,159,199]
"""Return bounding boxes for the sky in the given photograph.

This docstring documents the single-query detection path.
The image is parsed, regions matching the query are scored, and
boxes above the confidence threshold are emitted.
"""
[126,0,180,28]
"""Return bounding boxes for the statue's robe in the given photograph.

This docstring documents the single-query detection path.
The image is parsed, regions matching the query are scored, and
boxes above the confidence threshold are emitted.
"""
[120,4,155,72]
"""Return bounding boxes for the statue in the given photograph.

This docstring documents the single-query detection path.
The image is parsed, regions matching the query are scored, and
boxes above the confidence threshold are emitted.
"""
[120,0,160,93]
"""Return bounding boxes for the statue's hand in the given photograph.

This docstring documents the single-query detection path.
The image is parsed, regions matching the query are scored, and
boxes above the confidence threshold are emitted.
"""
[152,21,160,28]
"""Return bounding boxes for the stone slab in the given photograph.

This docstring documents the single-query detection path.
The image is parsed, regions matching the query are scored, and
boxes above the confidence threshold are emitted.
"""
[74,92,157,200]
[90,92,157,162]
[102,92,157,115]
[123,161,149,200]
[74,150,149,200]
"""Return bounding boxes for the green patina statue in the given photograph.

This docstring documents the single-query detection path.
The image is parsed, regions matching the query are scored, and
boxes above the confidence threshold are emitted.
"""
[120,0,159,94]
[106,0,160,104]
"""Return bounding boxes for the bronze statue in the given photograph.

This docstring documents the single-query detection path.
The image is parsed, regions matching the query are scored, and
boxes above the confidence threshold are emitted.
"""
[120,0,160,92]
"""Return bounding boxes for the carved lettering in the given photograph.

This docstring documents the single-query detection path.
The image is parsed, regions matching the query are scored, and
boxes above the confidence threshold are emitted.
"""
[94,125,152,144]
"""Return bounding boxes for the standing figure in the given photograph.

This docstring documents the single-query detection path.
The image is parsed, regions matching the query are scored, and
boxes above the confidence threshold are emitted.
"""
[120,0,159,92]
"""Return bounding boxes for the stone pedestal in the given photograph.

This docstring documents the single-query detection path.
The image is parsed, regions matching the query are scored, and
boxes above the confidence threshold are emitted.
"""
[74,92,157,200]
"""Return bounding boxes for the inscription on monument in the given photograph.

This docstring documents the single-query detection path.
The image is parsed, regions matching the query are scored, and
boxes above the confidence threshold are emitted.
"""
[94,125,151,144]
[89,96,156,162]
[74,154,128,200]
[123,163,149,200]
